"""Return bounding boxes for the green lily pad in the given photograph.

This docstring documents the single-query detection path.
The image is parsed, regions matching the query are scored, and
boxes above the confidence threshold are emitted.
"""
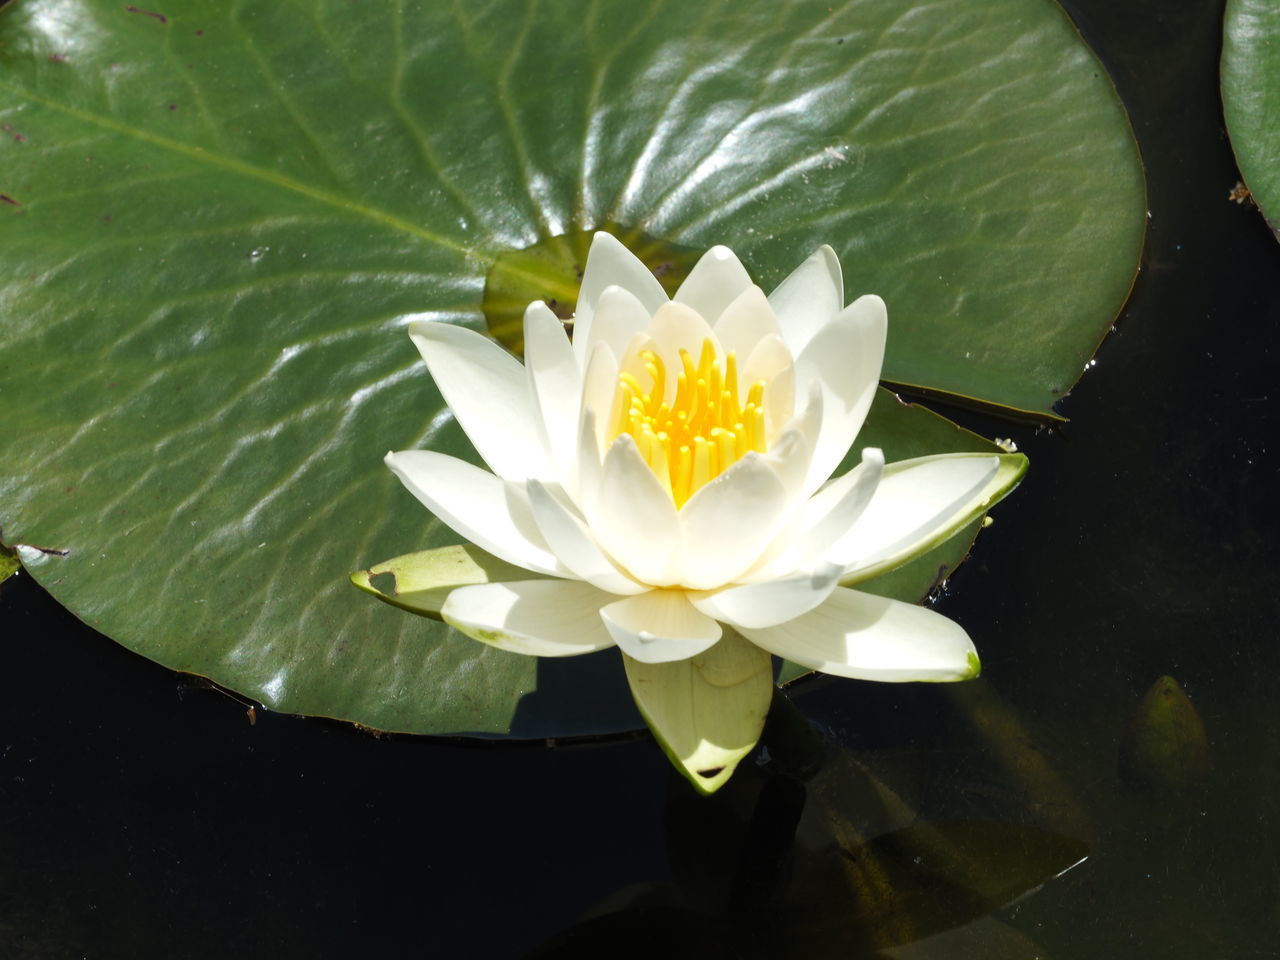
[1223,0,1280,237]
[0,0,1133,737]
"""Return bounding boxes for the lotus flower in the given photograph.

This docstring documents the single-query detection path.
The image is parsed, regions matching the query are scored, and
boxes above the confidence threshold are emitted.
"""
[363,232,1026,792]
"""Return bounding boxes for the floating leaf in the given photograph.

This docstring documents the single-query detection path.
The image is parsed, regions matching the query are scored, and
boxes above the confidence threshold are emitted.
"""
[0,0,1139,736]
[1222,0,1280,237]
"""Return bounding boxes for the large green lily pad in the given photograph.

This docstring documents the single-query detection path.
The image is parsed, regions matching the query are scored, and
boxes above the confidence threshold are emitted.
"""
[1223,0,1280,237]
[0,0,1136,737]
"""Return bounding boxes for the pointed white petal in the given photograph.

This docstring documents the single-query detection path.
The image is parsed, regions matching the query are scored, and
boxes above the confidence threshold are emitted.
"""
[622,629,773,795]
[690,561,843,629]
[742,333,796,440]
[711,285,782,360]
[738,587,980,682]
[573,407,604,519]
[579,340,620,453]
[673,245,754,323]
[761,384,821,498]
[523,302,581,488]
[768,245,844,355]
[677,453,790,589]
[526,480,647,595]
[407,320,550,482]
[442,579,616,657]
[601,590,722,664]
[384,451,568,576]
[585,285,654,363]
[793,294,887,494]
[590,435,681,585]
[644,301,723,391]
[838,452,1023,584]
[762,448,886,575]
[573,232,668,372]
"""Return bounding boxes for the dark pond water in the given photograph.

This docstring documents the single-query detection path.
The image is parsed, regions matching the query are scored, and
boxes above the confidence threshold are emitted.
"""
[3,0,1278,956]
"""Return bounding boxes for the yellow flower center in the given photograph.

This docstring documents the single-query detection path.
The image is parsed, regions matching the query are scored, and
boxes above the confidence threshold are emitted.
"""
[609,338,768,507]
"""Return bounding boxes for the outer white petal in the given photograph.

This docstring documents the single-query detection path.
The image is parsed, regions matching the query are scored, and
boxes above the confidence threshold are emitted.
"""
[573,232,668,372]
[768,245,844,355]
[442,580,616,657]
[589,434,681,586]
[384,451,568,576]
[526,480,647,595]
[407,320,550,482]
[523,302,581,488]
[676,453,790,589]
[792,294,887,494]
[585,285,654,362]
[673,245,754,323]
[690,561,844,630]
[600,590,722,664]
[835,453,1000,580]
[711,285,782,360]
[738,587,981,682]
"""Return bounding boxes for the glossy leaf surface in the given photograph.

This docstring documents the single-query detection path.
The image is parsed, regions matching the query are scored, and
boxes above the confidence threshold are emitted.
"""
[0,0,1133,735]
[1223,0,1280,237]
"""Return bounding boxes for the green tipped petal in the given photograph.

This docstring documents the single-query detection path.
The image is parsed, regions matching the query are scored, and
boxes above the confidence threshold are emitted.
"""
[622,629,773,795]
[350,543,546,619]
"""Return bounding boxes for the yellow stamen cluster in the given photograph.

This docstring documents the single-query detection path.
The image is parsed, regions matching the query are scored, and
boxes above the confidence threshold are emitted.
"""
[610,338,768,507]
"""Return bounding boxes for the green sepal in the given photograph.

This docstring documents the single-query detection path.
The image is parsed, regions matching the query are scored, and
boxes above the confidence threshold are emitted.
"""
[349,544,546,619]
[622,630,774,796]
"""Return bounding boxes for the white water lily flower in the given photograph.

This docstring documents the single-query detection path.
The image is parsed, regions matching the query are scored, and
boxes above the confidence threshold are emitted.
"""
[380,232,1025,793]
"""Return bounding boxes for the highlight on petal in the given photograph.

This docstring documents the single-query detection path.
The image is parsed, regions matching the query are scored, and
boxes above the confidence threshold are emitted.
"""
[837,452,1028,583]
[673,244,754,323]
[768,244,844,355]
[601,589,722,664]
[793,294,887,494]
[384,450,567,576]
[407,320,550,482]
[573,232,669,371]
[442,579,616,657]
[622,629,773,795]
[739,587,981,682]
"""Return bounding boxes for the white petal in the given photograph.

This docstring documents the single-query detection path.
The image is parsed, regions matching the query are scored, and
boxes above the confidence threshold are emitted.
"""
[836,453,1001,581]
[600,590,722,664]
[742,333,796,440]
[573,407,604,519]
[573,232,668,372]
[768,245,843,355]
[738,587,980,682]
[645,301,723,395]
[622,629,773,794]
[761,447,886,576]
[384,451,568,576]
[585,285,654,363]
[526,480,647,595]
[793,294,887,494]
[691,561,844,629]
[761,384,822,498]
[407,320,550,482]
[579,341,620,454]
[590,434,681,585]
[442,579,616,657]
[523,302,580,488]
[711,284,782,360]
[673,245,754,323]
[677,453,790,589]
